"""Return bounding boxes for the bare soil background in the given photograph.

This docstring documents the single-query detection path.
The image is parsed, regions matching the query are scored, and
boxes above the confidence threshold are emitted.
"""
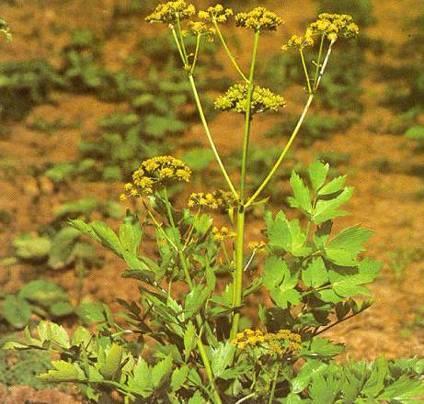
[0,0,423,401]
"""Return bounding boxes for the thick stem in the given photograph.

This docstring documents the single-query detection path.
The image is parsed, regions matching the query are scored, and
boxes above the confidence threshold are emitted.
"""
[188,74,238,199]
[230,31,260,340]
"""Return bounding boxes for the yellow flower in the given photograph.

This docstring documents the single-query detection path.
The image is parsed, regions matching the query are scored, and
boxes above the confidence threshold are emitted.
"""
[235,7,282,32]
[308,13,359,42]
[0,18,11,41]
[215,83,286,114]
[282,33,314,51]
[188,21,216,38]
[248,241,267,254]
[212,226,236,242]
[121,156,191,199]
[198,4,233,24]
[188,190,237,210]
[146,1,196,24]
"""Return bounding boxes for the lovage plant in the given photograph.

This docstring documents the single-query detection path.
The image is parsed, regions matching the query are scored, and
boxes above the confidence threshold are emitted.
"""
[5,3,424,403]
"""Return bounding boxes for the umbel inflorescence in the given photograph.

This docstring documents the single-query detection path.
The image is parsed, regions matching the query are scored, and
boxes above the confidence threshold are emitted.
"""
[233,329,302,357]
[215,83,286,114]
[121,156,191,200]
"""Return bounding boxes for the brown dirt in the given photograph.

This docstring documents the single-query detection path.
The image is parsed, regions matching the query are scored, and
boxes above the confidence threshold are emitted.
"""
[0,0,423,401]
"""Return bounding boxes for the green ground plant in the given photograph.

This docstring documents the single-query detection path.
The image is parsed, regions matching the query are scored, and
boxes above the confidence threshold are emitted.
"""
[4,4,424,403]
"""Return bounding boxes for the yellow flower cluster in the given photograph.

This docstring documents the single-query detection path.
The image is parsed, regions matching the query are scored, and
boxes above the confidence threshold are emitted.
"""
[212,226,236,242]
[188,190,237,210]
[282,33,314,51]
[215,83,286,114]
[308,13,359,42]
[248,241,267,253]
[145,1,196,24]
[198,4,233,24]
[233,329,302,356]
[121,156,191,200]
[188,21,216,37]
[235,7,282,32]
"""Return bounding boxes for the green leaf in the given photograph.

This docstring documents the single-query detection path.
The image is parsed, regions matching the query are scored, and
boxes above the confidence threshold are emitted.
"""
[76,302,109,325]
[49,301,74,317]
[266,211,311,257]
[99,343,123,379]
[211,342,235,378]
[13,235,51,261]
[288,171,312,213]
[378,376,424,401]
[308,161,329,192]
[312,187,353,224]
[47,227,81,270]
[36,321,70,349]
[90,221,123,256]
[128,359,152,397]
[302,257,328,288]
[119,218,142,257]
[19,280,69,307]
[184,285,209,319]
[318,175,346,196]
[362,357,388,398]
[325,226,373,267]
[2,295,31,329]
[263,256,301,309]
[39,360,85,381]
[188,391,205,404]
[184,321,197,362]
[54,198,98,219]
[306,337,344,358]
[171,365,189,392]
[292,360,328,393]
[151,356,173,388]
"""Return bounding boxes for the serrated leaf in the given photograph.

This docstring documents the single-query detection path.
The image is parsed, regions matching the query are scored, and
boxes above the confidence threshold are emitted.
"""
[39,360,85,381]
[263,256,301,309]
[211,342,235,378]
[378,376,424,401]
[152,356,173,388]
[2,295,31,329]
[306,337,344,358]
[37,321,70,349]
[308,160,330,192]
[302,257,328,288]
[171,365,189,392]
[288,171,312,213]
[99,343,123,379]
[90,221,123,256]
[188,391,205,404]
[362,357,388,398]
[292,360,328,393]
[325,226,373,267]
[318,175,346,196]
[184,285,209,319]
[313,187,353,224]
[128,359,152,397]
[184,321,197,362]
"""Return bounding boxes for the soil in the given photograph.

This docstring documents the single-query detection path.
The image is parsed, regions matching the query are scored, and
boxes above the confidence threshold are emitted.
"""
[0,0,423,402]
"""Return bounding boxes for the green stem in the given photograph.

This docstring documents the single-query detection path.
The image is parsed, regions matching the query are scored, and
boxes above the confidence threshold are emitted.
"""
[175,15,188,64]
[313,34,325,88]
[245,42,334,208]
[268,364,280,404]
[170,26,186,65]
[162,190,222,404]
[213,20,248,82]
[230,31,260,340]
[300,48,313,94]
[190,34,202,75]
[188,74,238,199]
